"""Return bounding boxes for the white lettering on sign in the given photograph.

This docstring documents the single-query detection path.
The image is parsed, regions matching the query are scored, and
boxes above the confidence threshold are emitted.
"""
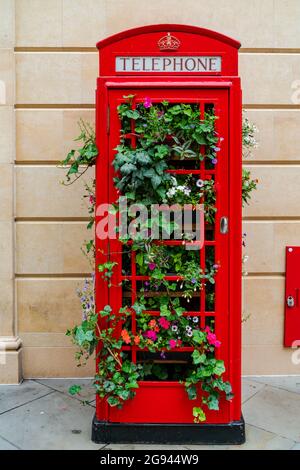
[116,56,222,73]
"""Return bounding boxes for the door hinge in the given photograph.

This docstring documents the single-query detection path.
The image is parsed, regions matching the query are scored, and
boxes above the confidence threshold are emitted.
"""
[107,105,110,134]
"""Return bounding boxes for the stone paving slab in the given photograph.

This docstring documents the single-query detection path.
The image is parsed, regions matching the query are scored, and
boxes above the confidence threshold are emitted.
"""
[0,436,19,450]
[35,378,95,403]
[0,377,299,450]
[249,376,300,395]
[0,391,102,450]
[242,378,265,403]
[243,385,300,443]
[0,380,52,414]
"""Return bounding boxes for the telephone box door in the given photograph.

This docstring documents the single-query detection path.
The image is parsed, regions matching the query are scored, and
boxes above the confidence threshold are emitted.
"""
[101,85,230,424]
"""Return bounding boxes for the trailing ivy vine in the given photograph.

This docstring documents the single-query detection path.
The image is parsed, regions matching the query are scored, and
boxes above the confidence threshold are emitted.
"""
[64,99,258,421]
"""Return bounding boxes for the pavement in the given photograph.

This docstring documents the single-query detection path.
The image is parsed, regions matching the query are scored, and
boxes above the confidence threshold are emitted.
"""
[0,376,300,450]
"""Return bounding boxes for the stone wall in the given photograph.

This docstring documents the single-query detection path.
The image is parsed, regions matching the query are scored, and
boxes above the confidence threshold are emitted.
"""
[1,0,300,381]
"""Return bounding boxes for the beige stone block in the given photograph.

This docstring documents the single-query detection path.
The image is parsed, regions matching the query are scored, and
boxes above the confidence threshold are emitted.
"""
[240,54,300,105]
[105,0,273,48]
[0,279,14,337]
[245,110,300,162]
[0,107,14,163]
[16,166,94,217]
[16,109,95,162]
[242,345,300,375]
[0,221,13,278]
[243,277,285,346]
[17,278,86,332]
[0,163,13,220]
[0,349,22,384]
[20,332,76,347]
[15,52,300,105]
[0,49,14,105]
[243,221,300,274]
[22,346,94,377]
[273,0,300,48]
[243,166,300,217]
[16,222,92,274]
[15,0,62,47]
[0,0,14,48]
[16,53,98,104]
[62,0,106,47]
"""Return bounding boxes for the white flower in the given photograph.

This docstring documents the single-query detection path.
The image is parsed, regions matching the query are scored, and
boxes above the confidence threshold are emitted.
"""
[196,179,204,188]
[192,316,199,323]
[171,325,178,332]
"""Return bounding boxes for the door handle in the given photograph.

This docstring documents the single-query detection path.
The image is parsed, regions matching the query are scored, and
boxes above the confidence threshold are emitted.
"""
[220,216,228,234]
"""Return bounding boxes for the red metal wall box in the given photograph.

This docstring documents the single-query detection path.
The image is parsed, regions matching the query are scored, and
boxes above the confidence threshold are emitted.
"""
[284,246,300,347]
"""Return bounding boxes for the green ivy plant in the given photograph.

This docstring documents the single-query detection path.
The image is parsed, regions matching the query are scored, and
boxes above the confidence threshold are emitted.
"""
[59,119,98,184]
[64,101,258,422]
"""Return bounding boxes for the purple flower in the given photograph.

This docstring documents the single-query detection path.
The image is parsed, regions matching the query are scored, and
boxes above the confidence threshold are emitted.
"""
[160,351,166,359]
[144,97,152,108]
[191,278,197,284]
[144,281,150,286]
[213,264,219,269]
[213,146,221,152]
[190,124,196,128]
[143,123,147,127]
[148,262,156,271]
[212,158,218,165]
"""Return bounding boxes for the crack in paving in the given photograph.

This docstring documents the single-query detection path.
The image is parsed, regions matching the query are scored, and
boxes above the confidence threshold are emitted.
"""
[0,390,55,417]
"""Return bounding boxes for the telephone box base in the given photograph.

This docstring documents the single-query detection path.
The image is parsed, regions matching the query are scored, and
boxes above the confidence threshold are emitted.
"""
[91,414,245,445]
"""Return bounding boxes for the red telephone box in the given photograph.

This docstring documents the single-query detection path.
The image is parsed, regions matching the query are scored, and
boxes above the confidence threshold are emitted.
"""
[93,24,244,444]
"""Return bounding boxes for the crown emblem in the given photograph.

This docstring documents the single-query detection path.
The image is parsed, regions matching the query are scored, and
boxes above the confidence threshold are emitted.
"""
[158,33,181,51]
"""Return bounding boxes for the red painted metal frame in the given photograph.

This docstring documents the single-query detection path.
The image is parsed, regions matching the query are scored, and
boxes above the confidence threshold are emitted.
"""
[284,246,300,347]
[95,25,242,425]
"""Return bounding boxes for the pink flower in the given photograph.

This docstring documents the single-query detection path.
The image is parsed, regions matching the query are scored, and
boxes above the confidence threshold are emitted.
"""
[145,330,157,341]
[169,339,177,349]
[158,317,170,330]
[144,97,152,108]
[207,331,221,348]
[148,262,156,271]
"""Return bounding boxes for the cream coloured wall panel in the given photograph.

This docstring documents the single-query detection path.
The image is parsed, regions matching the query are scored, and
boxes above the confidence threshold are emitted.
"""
[16,0,63,47]
[16,222,92,274]
[15,53,300,105]
[17,278,85,333]
[16,166,94,217]
[16,109,95,162]
[22,346,94,377]
[245,110,300,162]
[243,277,285,346]
[243,166,300,218]
[15,0,300,49]
[243,221,300,274]
[242,345,300,375]
[15,53,97,104]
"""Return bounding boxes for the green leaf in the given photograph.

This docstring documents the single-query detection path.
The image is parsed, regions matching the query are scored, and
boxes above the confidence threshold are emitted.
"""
[186,385,197,400]
[213,360,225,376]
[68,384,82,396]
[103,380,116,392]
[193,407,206,423]
[192,330,205,344]
[207,393,219,410]
[120,162,137,175]
[107,396,120,407]
[192,349,206,365]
